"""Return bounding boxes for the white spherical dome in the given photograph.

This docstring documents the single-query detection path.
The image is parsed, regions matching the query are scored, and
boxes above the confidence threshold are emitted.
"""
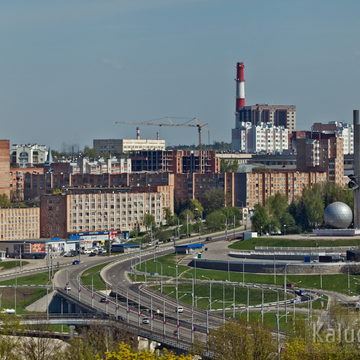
[324,202,353,229]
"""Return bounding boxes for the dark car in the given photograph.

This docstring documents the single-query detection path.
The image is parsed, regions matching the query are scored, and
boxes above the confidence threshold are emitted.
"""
[100,297,107,303]
[72,260,80,265]
[205,236,212,241]
[89,252,97,257]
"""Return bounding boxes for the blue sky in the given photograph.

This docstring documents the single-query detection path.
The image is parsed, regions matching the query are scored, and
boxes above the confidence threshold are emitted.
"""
[1,0,360,150]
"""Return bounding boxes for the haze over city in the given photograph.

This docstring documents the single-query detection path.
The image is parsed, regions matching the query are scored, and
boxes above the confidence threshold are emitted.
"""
[2,0,360,149]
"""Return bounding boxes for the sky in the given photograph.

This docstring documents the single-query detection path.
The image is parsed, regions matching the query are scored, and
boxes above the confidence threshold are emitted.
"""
[1,0,360,151]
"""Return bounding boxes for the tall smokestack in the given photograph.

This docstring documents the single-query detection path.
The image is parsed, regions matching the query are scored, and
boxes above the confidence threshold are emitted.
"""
[354,110,360,228]
[236,62,245,112]
[136,127,140,140]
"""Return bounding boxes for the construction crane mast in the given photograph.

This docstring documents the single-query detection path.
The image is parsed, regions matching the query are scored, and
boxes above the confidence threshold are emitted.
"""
[115,117,208,173]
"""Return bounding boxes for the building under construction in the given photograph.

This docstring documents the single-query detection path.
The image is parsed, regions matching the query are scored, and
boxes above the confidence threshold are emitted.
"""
[130,150,220,174]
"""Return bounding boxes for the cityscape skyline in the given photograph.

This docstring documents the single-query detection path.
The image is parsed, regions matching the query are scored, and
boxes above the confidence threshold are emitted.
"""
[2,0,360,149]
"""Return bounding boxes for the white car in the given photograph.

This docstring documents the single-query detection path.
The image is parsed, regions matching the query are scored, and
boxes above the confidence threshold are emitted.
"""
[142,317,150,324]
[64,285,71,291]
[175,306,184,313]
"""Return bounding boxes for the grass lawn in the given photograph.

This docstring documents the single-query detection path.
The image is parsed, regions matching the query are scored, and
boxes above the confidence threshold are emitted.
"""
[229,238,360,250]
[226,311,310,333]
[0,287,48,314]
[81,263,109,291]
[0,261,29,270]
[136,254,360,294]
[0,272,52,286]
[152,283,284,310]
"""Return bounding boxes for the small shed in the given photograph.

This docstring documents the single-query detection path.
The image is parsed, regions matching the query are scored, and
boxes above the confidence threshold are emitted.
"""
[174,244,204,254]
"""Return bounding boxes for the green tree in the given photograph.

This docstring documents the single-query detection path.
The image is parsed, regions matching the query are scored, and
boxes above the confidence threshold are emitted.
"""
[207,319,276,360]
[206,210,226,231]
[201,189,225,216]
[83,146,97,159]
[221,207,241,224]
[251,204,269,234]
[266,193,288,219]
[322,181,353,209]
[189,199,203,218]
[143,213,155,230]
[0,194,11,208]
[220,159,239,173]
[180,209,194,222]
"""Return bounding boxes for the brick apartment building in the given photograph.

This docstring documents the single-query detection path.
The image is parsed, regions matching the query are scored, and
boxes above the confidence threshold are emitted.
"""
[40,186,173,238]
[0,207,40,240]
[237,170,327,208]
[296,135,344,185]
[24,172,174,200]
[0,140,10,198]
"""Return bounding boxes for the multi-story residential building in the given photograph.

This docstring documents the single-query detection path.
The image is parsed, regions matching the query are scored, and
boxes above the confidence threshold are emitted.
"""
[296,135,344,185]
[0,140,10,198]
[93,139,166,154]
[312,122,353,155]
[237,170,327,209]
[232,104,296,151]
[10,167,43,202]
[0,207,40,240]
[40,186,173,238]
[10,144,48,167]
[232,122,289,153]
[236,104,296,131]
[24,172,174,200]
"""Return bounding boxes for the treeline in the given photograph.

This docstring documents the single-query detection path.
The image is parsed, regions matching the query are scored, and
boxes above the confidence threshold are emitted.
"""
[251,182,353,234]
[135,189,241,242]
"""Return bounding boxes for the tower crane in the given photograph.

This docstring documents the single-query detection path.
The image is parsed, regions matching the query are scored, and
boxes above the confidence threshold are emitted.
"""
[115,117,208,173]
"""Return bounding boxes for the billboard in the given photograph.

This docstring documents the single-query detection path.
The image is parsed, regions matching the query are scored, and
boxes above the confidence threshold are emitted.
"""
[30,243,46,254]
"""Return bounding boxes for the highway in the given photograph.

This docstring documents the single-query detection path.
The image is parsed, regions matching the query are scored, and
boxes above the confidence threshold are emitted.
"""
[53,230,241,347]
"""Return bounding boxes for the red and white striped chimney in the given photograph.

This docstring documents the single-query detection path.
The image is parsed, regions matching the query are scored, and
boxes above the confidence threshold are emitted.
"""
[235,62,245,112]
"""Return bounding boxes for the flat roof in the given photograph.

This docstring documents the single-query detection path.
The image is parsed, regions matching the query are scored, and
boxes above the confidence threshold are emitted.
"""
[112,243,140,248]
[175,244,204,249]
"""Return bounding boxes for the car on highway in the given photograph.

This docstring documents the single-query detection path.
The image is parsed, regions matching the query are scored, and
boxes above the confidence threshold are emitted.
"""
[142,317,150,324]
[100,297,107,303]
[175,306,184,313]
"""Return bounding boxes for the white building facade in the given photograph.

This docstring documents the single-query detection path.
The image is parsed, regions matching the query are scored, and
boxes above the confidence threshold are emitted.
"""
[70,157,132,174]
[93,139,166,154]
[233,122,289,153]
[11,144,48,168]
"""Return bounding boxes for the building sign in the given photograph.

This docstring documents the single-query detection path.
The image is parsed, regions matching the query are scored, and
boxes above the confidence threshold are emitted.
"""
[30,243,46,253]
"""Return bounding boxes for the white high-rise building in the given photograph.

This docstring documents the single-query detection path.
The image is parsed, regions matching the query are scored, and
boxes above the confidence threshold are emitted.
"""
[233,122,289,153]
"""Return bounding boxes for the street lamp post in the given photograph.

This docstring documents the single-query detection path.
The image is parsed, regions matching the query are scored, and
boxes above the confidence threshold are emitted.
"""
[284,264,288,323]
[276,312,289,359]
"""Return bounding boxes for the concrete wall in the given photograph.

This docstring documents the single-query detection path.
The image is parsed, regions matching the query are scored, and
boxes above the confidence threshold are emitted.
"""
[189,258,358,275]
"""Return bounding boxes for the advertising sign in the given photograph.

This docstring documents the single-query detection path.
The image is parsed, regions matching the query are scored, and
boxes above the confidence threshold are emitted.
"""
[30,243,46,253]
